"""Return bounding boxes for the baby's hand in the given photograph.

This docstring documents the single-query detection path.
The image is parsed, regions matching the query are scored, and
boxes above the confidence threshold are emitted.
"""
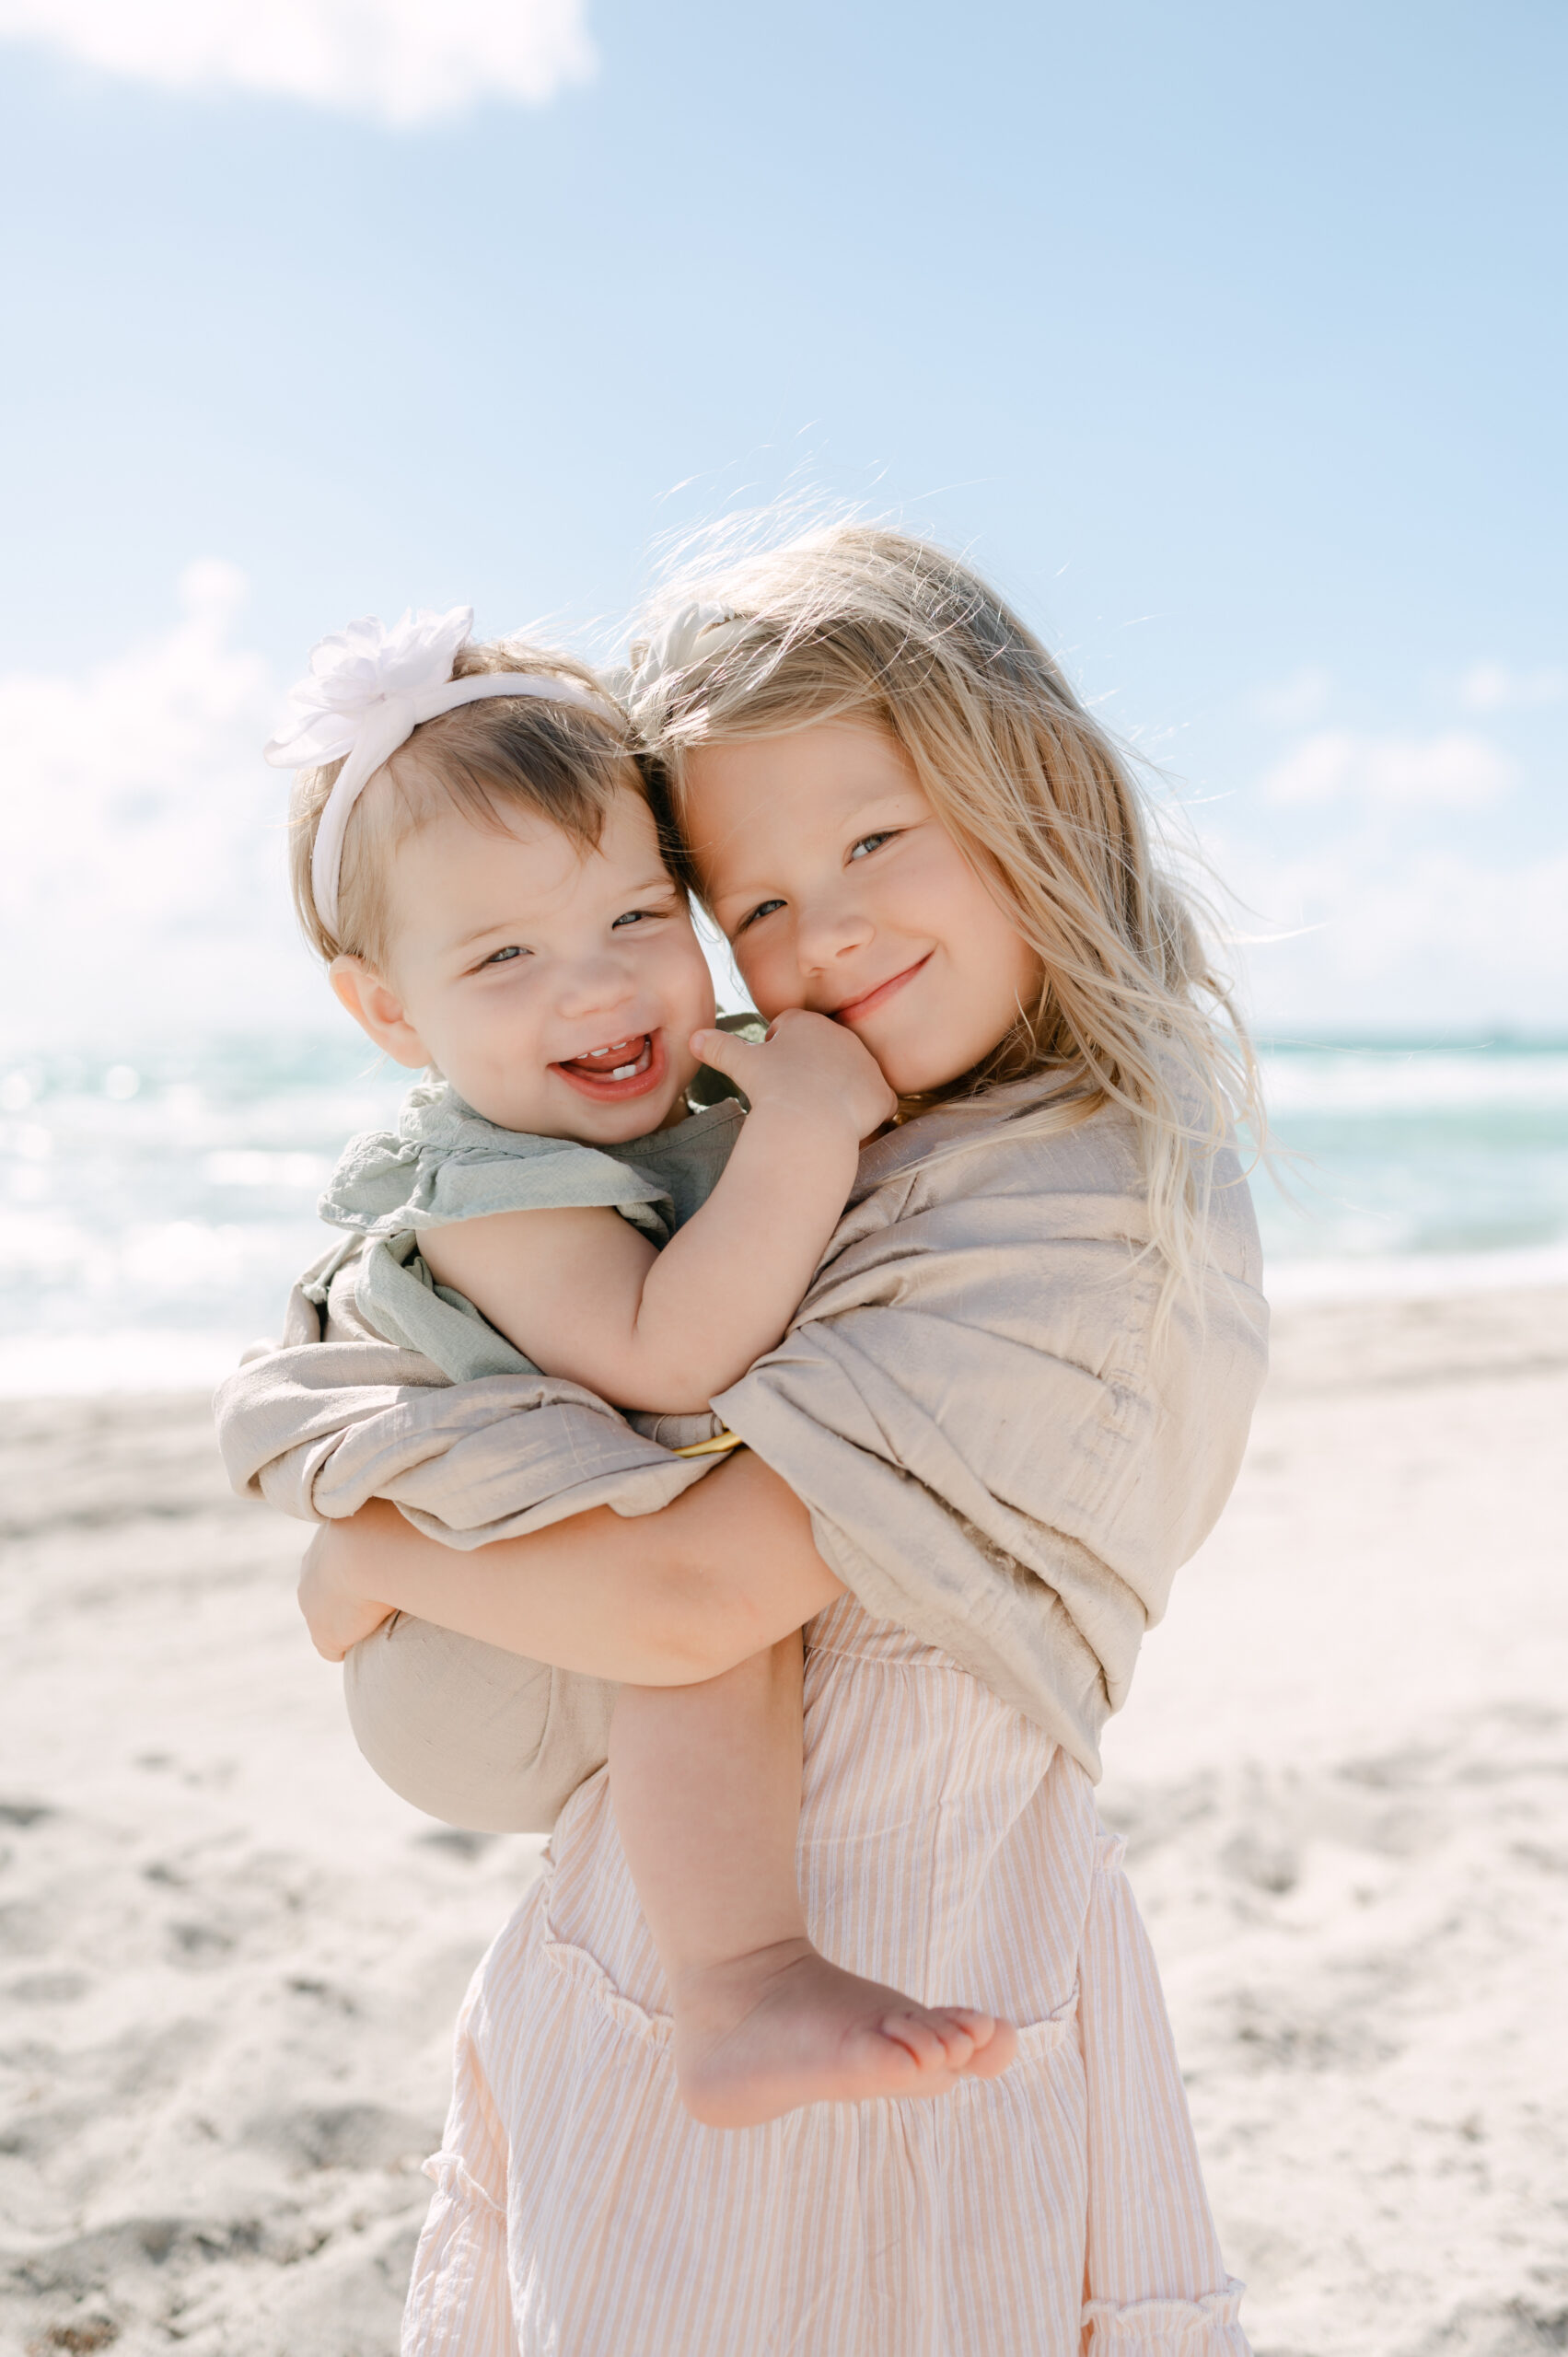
[691,1009,898,1142]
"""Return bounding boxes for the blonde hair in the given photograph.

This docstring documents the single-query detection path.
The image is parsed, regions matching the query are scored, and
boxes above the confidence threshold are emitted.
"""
[288,637,645,970]
[631,522,1260,1300]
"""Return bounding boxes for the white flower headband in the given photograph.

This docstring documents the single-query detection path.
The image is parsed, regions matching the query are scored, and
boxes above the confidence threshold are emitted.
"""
[264,605,621,941]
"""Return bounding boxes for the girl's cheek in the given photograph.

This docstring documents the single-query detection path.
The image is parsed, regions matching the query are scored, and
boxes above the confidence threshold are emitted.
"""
[731,940,782,1018]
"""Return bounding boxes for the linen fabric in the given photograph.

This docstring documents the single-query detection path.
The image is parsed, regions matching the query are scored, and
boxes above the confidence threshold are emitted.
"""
[401,1593,1253,2357]
[709,1086,1266,1764]
[346,1612,621,1836]
[215,1078,1268,1823]
[216,1086,752,1829]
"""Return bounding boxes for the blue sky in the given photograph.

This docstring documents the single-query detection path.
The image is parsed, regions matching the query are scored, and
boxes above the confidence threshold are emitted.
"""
[1,0,1563,1047]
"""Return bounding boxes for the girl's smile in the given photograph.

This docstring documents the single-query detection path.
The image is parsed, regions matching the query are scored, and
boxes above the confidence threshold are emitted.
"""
[681,720,1043,1100]
[825,951,935,1029]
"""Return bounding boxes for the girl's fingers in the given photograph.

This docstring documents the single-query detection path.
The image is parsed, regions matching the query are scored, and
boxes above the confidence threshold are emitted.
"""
[296,1526,393,1661]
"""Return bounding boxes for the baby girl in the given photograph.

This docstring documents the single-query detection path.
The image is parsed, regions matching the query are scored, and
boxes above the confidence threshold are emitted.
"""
[267,606,1016,2124]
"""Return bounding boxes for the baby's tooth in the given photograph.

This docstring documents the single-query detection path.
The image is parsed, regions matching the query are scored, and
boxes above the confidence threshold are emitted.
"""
[611,1062,636,1080]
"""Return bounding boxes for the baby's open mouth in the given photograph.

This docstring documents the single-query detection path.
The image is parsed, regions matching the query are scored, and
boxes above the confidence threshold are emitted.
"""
[552,1031,665,1100]
[561,1034,651,1079]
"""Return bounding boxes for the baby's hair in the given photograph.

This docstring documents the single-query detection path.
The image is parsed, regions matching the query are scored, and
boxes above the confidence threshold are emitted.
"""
[288,637,646,970]
[630,521,1260,1303]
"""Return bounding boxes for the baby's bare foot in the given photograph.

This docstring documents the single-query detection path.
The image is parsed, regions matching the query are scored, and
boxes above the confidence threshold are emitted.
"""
[671,1937,1017,2129]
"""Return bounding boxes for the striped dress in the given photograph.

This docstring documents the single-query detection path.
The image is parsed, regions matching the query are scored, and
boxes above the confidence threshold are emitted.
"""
[404,1596,1250,2356]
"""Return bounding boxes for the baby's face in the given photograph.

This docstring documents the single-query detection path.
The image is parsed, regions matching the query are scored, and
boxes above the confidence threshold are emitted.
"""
[683,719,1043,1098]
[370,784,714,1142]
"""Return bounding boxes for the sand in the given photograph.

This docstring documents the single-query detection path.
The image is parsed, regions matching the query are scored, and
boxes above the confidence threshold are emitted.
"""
[2,1286,1564,2357]
[1099,1286,1568,2357]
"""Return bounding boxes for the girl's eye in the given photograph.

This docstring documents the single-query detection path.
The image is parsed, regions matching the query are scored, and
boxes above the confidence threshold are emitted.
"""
[848,831,896,862]
[611,907,665,930]
[736,897,786,935]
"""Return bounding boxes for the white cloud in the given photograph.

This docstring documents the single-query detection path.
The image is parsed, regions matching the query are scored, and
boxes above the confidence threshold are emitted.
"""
[1457,660,1568,714]
[1202,828,1568,1032]
[0,558,263,825]
[0,0,596,125]
[0,563,326,1043]
[1262,728,1513,811]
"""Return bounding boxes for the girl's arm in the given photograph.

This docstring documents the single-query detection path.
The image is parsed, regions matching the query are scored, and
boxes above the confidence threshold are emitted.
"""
[299,1446,845,1681]
[419,1011,893,1414]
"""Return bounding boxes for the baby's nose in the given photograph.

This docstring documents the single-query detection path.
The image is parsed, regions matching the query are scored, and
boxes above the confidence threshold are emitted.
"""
[555,956,637,1019]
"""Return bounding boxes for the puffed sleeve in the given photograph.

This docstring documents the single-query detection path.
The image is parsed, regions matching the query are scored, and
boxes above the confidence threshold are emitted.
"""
[402,1986,518,2357]
[1078,1830,1252,2355]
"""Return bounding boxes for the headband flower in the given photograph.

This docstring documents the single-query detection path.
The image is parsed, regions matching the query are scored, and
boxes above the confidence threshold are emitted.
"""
[263,605,476,772]
[264,605,619,942]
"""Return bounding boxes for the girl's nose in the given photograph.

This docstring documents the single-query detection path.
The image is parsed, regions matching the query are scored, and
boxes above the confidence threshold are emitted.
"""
[793,888,875,976]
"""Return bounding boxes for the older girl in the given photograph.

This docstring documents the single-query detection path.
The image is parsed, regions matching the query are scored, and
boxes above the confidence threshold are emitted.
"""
[295,525,1267,2357]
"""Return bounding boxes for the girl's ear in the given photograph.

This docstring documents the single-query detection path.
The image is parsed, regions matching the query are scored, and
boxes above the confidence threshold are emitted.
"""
[329,956,430,1069]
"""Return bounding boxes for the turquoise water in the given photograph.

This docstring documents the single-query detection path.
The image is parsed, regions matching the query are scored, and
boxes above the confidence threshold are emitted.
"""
[0,1036,408,1392]
[1250,1039,1568,1273]
[1,1033,1564,1390]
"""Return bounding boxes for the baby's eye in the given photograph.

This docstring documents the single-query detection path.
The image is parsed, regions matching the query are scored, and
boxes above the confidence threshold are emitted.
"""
[736,897,786,935]
[482,945,524,967]
[611,906,666,929]
[848,831,896,862]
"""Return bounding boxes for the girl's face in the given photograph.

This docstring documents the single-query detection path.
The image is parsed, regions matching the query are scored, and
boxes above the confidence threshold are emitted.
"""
[684,719,1043,1098]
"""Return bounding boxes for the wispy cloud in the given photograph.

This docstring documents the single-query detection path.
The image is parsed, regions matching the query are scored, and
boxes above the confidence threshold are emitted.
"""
[0,0,597,126]
[1457,660,1568,714]
[1204,830,1568,1030]
[0,563,325,1041]
[0,559,268,896]
[1262,729,1513,811]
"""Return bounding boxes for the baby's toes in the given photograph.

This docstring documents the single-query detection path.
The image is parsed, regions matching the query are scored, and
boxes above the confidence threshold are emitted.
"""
[879,2009,961,2073]
[958,2016,1018,2081]
[923,2008,987,2066]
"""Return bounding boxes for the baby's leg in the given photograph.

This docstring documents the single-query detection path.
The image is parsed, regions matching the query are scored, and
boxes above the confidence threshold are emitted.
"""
[610,1633,1016,2128]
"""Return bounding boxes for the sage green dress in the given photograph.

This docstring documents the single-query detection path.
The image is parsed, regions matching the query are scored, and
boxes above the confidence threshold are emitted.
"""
[316,1074,748,1387]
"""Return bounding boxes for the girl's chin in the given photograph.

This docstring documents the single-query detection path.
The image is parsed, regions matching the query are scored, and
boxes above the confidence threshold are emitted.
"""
[856,1034,948,1102]
[865,1010,1005,1102]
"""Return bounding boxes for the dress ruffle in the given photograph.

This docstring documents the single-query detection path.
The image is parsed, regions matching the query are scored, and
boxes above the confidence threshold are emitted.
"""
[1082,2283,1250,2354]
[422,2149,505,2221]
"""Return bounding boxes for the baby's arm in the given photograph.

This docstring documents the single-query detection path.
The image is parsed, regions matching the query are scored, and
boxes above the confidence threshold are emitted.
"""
[421,1010,894,1412]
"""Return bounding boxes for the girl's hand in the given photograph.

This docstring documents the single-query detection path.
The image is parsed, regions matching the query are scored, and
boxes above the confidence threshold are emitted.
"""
[691,1008,897,1142]
[298,1512,397,1661]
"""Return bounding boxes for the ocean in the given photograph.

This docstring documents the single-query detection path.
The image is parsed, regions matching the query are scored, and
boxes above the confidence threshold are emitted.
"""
[2,1033,1565,1394]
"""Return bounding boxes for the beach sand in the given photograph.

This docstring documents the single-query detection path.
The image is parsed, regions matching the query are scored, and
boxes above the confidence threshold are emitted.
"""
[2,1287,1564,2356]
